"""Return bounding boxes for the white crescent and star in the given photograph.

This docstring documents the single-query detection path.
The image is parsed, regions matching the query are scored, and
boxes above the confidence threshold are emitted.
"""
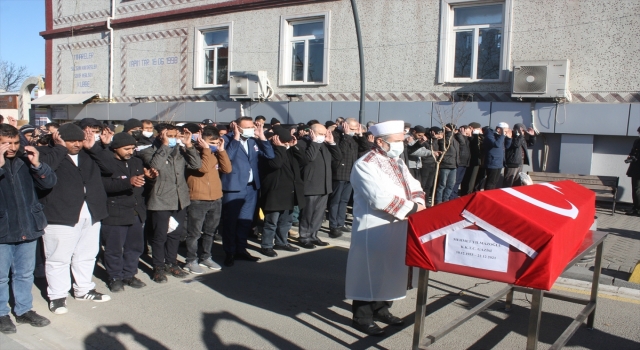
[500,184,579,219]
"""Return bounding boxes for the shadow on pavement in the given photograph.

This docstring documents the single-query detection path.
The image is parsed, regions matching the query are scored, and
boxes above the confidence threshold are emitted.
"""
[84,323,170,350]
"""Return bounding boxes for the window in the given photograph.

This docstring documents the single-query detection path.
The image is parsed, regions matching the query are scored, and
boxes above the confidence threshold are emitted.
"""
[194,24,232,88]
[280,12,330,85]
[438,0,512,83]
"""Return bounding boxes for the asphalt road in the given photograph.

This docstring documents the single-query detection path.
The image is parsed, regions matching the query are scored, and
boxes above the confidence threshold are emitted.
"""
[1,235,639,350]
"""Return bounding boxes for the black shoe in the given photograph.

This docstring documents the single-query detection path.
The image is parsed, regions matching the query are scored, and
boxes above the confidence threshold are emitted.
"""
[123,276,146,289]
[260,248,278,257]
[625,209,639,216]
[152,266,168,283]
[0,315,16,334]
[213,233,222,241]
[313,239,329,247]
[299,241,316,249]
[48,298,68,314]
[292,221,299,227]
[329,228,343,238]
[235,251,261,262]
[75,289,111,302]
[351,319,384,336]
[224,254,235,267]
[15,310,50,328]
[274,244,300,252]
[108,279,125,293]
[340,225,351,233]
[374,313,404,326]
[165,263,188,278]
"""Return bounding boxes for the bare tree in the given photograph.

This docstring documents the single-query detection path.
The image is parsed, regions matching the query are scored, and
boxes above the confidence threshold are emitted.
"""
[0,60,29,92]
[428,99,466,206]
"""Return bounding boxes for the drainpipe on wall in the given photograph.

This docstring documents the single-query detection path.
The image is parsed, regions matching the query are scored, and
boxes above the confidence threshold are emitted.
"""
[350,0,365,124]
[106,0,115,101]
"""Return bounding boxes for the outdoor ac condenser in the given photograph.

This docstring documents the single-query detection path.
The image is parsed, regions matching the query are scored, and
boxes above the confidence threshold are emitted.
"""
[511,60,571,101]
[229,71,273,101]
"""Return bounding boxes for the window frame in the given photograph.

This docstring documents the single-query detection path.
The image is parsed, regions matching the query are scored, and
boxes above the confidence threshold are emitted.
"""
[279,11,331,86]
[437,0,512,84]
[193,22,233,89]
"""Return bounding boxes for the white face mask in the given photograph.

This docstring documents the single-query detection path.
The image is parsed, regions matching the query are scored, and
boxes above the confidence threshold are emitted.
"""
[348,132,356,136]
[142,131,154,138]
[241,128,255,138]
[94,134,101,142]
[314,135,325,143]
[472,129,481,134]
[383,140,404,158]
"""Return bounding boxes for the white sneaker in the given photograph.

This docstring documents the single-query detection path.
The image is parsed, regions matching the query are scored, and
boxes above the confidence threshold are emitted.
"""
[185,260,204,274]
[199,258,222,270]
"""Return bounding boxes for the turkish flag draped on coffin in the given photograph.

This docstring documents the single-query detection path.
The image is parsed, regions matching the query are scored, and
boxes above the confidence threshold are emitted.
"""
[406,180,595,290]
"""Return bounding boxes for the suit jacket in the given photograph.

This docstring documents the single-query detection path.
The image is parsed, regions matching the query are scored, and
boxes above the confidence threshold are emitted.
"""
[260,145,306,211]
[298,138,342,196]
[221,135,275,191]
[99,153,147,226]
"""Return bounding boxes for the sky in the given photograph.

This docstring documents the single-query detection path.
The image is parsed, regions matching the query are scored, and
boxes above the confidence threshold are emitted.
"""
[0,0,46,78]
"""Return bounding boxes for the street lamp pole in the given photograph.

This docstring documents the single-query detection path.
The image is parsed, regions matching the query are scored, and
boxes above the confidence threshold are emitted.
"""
[350,0,365,124]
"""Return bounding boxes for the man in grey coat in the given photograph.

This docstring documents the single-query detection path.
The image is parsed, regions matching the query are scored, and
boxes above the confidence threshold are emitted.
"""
[140,124,201,283]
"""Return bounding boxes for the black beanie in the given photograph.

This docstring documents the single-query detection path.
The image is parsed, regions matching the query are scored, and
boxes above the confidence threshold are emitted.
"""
[110,132,137,149]
[123,118,143,132]
[58,123,86,141]
[270,118,281,125]
[274,127,293,143]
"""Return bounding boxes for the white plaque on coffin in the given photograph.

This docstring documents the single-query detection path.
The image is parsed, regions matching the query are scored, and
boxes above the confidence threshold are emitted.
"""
[444,229,510,272]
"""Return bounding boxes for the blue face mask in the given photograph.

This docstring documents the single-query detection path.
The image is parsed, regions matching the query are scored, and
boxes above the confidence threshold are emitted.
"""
[168,138,177,147]
[209,145,218,153]
[191,134,199,141]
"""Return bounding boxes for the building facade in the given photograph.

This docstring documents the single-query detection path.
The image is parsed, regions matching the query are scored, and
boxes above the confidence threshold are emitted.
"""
[39,0,640,202]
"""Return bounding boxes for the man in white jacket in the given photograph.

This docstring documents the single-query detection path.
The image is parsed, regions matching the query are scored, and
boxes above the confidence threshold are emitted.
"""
[346,120,426,336]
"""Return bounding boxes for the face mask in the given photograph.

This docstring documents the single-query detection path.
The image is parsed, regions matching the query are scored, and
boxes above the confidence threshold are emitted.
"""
[167,138,177,147]
[472,129,481,134]
[191,134,199,141]
[383,140,404,158]
[314,135,325,143]
[241,128,255,138]
[209,145,218,153]
[348,132,355,136]
[130,130,142,140]
[142,131,154,138]
[94,134,101,142]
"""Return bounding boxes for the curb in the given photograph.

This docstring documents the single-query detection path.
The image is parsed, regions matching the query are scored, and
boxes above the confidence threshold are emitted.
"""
[555,277,640,299]
[629,261,640,283]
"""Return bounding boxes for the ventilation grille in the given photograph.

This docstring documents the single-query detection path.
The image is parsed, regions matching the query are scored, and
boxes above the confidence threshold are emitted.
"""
[513,66,547,93]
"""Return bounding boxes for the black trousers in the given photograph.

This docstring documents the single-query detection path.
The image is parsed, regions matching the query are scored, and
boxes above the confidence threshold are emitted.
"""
[352,300,393,323]
[186,199,222,263]
[632,176,640,210]
[460,165,479,196]
[150,209,186,267]
[420,165,437,199]
[299,194,329,244]
[484,168,502,190]
[101,217,144,280]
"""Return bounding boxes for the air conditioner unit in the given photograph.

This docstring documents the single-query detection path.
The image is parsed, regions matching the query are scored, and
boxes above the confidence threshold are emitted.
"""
[229,71,274,101]
[511,60,571,101]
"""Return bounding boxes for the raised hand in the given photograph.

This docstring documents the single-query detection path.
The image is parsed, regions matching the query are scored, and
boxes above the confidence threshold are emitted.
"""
[7,116,17,127]
[144,167,159,179]
[218,137,225,152]
[325,130,334,144]
[52,131,65,146]
[232,123,241,141]
[24,146,41,168]
[160,129,169,146]
[197,135,209,150]
[272,135,283,147]
[181,128,193,148]
[0,143,9,168]
[309,129,317,142]
[100,127,114,145]
[83,129,96,149]
[256,123,266,141]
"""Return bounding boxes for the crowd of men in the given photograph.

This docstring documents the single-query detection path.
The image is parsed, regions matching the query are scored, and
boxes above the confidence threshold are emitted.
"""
[0,112,537,335]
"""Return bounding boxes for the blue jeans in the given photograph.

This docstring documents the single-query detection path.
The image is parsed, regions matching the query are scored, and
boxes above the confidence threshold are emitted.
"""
[449,166,467,200]
[0,239,37,317]
[328,181,353,229]
[436,168,457,204]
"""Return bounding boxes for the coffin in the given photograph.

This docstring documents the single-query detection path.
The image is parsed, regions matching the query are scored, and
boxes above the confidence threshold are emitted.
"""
[406,180,595,290]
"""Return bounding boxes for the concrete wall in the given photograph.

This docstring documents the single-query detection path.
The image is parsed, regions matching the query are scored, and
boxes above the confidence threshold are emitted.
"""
[50,0,640,100]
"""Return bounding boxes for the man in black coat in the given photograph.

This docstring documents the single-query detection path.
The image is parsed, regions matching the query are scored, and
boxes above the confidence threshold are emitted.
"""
[328,118,360,238]
[626,126,640,215]
[297,123,342,249]
[435,124,460,204]
[449,125,472,200]
[503,123,536,187]
[0,124,56,334]
[38,123,111,314]
[460,122,485,195]
[97,133,150,292]
[258,127,305,257]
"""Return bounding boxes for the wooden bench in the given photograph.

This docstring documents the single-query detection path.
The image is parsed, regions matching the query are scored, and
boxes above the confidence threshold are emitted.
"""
[527,172,619,215]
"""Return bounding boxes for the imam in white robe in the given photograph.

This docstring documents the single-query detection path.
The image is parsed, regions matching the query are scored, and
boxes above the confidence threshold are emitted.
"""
[346,147,426,301]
